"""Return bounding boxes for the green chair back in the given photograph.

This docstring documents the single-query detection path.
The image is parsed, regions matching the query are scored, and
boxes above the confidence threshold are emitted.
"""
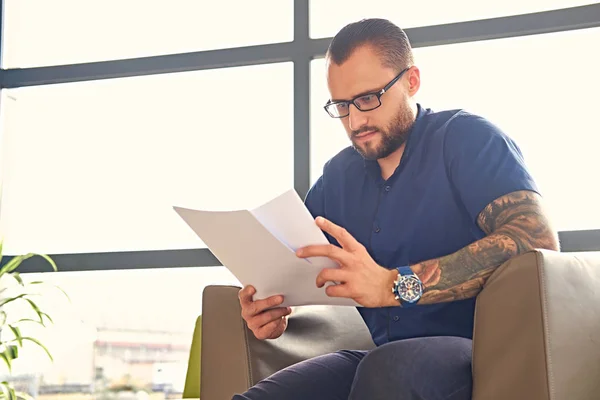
[183,315,202,398]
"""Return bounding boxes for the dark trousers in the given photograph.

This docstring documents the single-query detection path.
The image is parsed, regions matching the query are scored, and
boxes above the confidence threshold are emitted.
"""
[232,336,472,400]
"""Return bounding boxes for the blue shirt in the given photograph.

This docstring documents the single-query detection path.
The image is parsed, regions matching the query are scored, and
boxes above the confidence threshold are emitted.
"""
[304,104,539,346]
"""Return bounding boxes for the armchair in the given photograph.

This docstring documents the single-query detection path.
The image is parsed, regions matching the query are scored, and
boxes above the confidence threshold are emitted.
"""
[189,250,600,400]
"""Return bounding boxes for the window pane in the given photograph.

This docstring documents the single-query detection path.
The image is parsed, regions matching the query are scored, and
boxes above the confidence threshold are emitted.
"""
[310,0,596,38]
[2,266,240,398]
[0,62,294,255]
[310,28,600,231]
[2,0,293,68]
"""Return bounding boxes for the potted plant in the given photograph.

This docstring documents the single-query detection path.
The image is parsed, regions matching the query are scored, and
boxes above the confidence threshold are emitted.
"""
[0,240,66,399]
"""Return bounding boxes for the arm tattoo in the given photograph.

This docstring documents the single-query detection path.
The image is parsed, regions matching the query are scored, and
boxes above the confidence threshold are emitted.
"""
[412,190,559,305]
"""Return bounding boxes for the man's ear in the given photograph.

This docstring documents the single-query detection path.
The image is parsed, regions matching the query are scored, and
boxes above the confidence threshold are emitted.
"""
[407,66,421,96]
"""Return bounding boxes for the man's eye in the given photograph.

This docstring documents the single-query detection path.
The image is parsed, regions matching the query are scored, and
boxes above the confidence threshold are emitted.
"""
[356,95,377,106]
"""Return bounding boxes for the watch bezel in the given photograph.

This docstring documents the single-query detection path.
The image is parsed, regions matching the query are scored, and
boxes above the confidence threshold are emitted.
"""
[392,273,424,304]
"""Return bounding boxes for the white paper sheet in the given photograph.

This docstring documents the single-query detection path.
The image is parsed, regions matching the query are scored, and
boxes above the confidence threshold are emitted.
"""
[173,189,360,307]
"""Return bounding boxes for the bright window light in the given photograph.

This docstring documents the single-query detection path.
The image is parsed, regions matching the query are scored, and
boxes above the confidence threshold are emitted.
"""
[2,0,293,68]
[0,62,294,255]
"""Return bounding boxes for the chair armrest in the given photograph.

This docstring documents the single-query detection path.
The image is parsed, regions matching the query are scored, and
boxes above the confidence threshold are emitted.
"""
[472,250,600,400]
[200,285,375,400]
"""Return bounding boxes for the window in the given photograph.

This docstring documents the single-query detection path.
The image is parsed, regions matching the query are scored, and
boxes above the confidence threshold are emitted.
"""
[310,28,600,231]
[309,0,596,38]
[0,62,294,255]
[2,266,240,398]
[2,0,293,68]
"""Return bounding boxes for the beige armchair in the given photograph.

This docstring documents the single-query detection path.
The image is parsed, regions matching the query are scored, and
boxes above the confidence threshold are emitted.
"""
[193,250,600,400]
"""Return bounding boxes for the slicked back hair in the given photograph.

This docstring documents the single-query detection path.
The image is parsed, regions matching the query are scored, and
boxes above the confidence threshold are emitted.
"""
[326,18,414,72]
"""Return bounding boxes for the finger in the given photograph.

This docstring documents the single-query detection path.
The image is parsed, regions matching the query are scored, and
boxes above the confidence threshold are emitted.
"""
[315,216,362,251]
[256,316,287,340]
[249,307,292,331]
[238,285,256,306]
[297,244,353,266]
[325,282,353,299]
[246,294,284,318]
[316,268,350,288]
[268,318,288,339]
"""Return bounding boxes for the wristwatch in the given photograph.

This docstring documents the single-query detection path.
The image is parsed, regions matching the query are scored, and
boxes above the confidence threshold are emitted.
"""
[392,266,424,307]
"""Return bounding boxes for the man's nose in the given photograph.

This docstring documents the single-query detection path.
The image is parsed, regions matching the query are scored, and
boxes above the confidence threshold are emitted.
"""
[348,104,368,131]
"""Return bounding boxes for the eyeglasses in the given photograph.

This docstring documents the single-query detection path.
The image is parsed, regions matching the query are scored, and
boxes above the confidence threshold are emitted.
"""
[323,67,411,118]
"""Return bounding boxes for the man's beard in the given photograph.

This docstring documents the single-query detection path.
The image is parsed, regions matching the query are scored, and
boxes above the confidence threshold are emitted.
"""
[350,103,415,160]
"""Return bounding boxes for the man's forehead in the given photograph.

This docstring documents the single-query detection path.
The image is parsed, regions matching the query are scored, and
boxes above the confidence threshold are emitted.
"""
[326,52,394,101]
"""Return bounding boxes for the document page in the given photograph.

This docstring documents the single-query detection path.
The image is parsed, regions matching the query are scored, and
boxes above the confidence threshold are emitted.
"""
[173,189,359,307]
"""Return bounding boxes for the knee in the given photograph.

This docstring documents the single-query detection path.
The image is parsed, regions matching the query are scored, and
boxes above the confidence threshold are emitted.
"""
[353,341,415,387]
[350,336,473,399]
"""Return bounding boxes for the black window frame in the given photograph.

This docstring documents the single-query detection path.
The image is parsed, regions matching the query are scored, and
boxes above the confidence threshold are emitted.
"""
[1,1,599,273]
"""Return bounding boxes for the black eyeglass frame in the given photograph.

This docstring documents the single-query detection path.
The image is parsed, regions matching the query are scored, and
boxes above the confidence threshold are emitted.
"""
[323,66,412,118]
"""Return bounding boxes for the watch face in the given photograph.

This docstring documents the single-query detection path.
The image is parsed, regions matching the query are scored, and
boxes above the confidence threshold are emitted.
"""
[398,275,423,303]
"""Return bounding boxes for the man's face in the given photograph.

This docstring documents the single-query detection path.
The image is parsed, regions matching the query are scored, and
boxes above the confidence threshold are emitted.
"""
[326,45,417,160]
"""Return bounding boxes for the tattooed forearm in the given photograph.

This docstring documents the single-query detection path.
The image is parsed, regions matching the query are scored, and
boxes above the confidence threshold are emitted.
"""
[411,190,559,305]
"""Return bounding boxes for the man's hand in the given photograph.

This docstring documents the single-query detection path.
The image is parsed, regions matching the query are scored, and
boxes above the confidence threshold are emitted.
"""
[238,285,292,340]
[296,216,397,308]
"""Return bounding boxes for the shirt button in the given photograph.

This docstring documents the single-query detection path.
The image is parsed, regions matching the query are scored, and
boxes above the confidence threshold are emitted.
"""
[384,185,391,192]
[374,226,381,233]
[393,316,400,321]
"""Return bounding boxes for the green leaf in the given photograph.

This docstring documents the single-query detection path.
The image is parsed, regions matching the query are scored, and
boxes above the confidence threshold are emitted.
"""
[0,252,56,279]
[27,281,70,302]
[0,293,28,308]
[39,312,53,325]
[7,325,23,347]
[18,337,53,362]
[0,383,8,399]
[11,272,24,286]
[38,253,57,272]
[0,352,12,374]
[0,346,18,374]
[0,381,16,400]
[6,346,18,360]
[52,284,70,302]
[13,318,43,326]
[15,391,34,400]
[22,298,47,326]
[0,311,6,328]
[0,254,32,276]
